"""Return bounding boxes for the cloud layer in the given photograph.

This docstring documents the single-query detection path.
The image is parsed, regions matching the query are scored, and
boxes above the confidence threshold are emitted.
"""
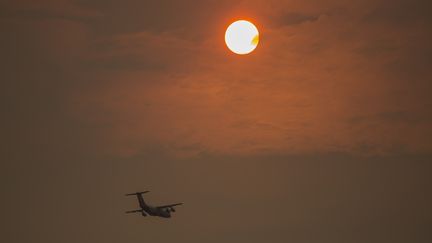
[3,0,431,157]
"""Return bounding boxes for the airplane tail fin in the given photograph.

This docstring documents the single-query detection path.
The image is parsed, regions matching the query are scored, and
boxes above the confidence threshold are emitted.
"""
[125,191,149,209]
[125,191,149,196]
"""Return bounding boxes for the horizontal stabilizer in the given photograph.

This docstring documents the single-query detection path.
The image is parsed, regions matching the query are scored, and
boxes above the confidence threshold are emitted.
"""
[125,191,149,196]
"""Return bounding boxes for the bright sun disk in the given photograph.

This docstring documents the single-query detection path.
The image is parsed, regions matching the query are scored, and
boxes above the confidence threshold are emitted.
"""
[225,20,259,55]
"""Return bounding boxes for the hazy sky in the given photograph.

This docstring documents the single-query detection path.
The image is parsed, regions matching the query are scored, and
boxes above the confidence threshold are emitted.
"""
[1,0,432,243]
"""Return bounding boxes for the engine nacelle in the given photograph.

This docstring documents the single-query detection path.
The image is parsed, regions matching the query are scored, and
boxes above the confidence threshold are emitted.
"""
[170,207,176,212]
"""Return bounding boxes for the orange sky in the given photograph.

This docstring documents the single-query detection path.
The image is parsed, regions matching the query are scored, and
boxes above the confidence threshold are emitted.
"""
[1,0,431,158]
[42,0,431,157]
[2,1,432,243]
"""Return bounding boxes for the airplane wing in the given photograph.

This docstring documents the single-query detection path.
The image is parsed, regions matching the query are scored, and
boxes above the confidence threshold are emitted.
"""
[157,203,183,209]
[125,209,143,213]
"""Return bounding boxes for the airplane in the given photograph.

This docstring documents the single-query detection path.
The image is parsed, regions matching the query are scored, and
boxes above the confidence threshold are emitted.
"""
[125,191,183,218]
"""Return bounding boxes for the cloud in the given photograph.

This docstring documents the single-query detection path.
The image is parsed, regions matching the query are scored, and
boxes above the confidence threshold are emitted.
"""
[0,0,102,21]
[276,12,321,26]
[81,31,199,72]
[4,0,430,157]
[363,0,432,25]
[72,1,430,157]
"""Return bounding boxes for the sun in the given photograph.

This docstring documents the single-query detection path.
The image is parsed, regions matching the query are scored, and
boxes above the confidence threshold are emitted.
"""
[225,20,259,55]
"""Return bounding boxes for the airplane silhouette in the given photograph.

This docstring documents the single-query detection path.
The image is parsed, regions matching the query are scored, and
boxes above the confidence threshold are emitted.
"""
[125,191,183,218]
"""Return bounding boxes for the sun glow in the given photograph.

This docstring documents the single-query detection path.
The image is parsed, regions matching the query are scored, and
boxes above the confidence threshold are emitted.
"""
[225,20,259,55]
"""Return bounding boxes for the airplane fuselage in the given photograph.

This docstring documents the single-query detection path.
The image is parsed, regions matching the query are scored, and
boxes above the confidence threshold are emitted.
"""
[143,205,171,218]
[137,194,172,218]
[125,191,182,218]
